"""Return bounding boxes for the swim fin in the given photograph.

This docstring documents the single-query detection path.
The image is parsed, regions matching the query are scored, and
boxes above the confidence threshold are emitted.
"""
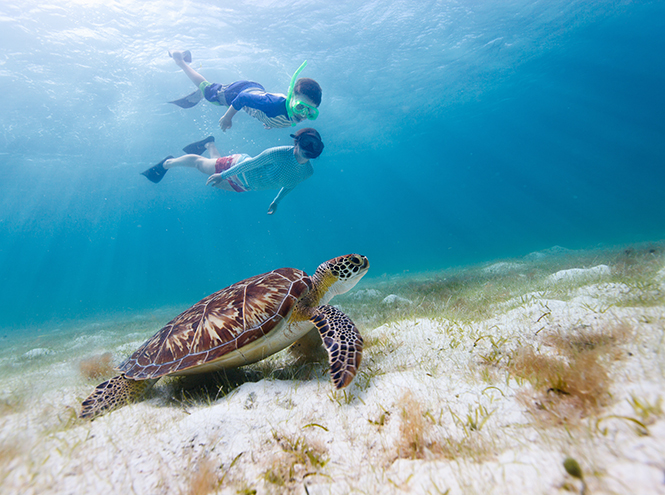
[182,136,215,155]
[168,50,192,63]
[168,89,203,108]
[141,156,173,183]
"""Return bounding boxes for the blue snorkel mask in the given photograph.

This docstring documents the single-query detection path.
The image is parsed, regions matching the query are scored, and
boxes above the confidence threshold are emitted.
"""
[286,61,319,125]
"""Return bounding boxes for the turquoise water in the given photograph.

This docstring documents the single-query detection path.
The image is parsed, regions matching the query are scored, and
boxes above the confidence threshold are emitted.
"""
[0,0,663,332]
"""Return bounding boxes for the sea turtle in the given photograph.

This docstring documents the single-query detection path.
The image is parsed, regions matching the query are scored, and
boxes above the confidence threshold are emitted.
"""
[79,254,369,419]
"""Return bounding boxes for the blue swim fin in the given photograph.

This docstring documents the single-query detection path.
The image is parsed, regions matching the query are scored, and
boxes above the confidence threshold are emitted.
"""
[168,50,192,63]
[141,156,173,183]
[182,136,215,155]
[169,89,203,108]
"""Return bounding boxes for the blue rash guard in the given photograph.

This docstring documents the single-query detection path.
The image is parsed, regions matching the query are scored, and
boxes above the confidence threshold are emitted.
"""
[200,80,294,128]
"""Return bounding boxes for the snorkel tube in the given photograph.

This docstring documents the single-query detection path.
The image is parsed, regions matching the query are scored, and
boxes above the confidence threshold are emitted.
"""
[285,60,308,126]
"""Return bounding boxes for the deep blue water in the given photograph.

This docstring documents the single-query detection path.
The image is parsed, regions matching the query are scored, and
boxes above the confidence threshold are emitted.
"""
[1,0,663,331]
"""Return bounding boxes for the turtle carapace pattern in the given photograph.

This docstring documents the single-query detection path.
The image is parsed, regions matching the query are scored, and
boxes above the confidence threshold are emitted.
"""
[79,254,369,419]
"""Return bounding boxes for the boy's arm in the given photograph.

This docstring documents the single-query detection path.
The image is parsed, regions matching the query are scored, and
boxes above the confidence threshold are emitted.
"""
[219,91,284,130]
[231,92,287,118]
[219,106,238,131]
[267,187,295,215]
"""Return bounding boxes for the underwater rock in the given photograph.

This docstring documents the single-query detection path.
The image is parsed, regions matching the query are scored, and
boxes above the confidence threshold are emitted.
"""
[524,245,571,261]
[382,294,412,305]
[547,264,611,284]
[23,348,55,359]
[482,262,524,274]
[351,288,382,300]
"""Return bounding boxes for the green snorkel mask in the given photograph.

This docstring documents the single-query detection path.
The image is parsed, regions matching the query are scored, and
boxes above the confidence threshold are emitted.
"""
[286,60,319,125]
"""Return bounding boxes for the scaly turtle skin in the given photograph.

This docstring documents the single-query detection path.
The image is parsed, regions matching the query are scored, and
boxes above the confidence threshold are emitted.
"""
[80,254,369,419]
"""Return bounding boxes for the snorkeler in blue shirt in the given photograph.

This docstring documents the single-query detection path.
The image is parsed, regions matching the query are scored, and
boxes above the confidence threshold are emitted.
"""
[169,50,321,131]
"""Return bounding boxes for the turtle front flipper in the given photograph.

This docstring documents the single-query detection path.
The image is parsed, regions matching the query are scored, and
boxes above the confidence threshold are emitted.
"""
[79,375,154,420]
[310,305,363,389]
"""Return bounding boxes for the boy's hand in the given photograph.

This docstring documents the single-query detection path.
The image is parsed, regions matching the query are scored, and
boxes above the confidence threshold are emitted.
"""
[219,106,238,132]
[206,173,223,187]
[219,115,233,131]
[267,202,278,215]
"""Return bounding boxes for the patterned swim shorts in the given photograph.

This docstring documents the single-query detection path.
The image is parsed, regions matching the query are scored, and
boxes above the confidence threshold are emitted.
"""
[215,155,248,192]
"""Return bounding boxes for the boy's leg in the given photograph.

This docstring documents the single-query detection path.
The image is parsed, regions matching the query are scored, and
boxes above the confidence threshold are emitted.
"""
[207,142,222,159]
[170,50,207,88]
[164,155,217,175]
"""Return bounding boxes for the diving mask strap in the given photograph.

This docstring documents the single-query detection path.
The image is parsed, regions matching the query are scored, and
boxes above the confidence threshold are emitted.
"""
[285,60,308,126]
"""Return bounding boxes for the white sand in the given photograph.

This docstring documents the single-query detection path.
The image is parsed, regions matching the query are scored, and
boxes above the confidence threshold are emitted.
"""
[1,247,665,494]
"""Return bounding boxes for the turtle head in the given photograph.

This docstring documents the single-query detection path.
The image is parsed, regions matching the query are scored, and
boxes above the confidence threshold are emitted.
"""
[313,254,370,304]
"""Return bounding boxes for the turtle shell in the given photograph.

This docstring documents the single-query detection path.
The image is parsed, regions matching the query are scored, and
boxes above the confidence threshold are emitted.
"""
[117,268,312,380]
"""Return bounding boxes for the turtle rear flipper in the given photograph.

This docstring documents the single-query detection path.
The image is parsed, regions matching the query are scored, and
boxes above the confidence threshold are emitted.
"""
[79,375,154,420]
[310,305,363,389]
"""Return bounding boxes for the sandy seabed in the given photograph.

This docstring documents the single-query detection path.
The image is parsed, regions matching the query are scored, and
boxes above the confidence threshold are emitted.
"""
[1,243,665,495]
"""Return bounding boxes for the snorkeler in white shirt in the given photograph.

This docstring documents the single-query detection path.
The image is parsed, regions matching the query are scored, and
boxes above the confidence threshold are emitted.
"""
[141,128,324,215]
